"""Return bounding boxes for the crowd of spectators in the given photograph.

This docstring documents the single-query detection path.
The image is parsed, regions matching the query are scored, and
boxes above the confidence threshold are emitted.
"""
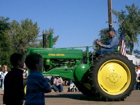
[45,76,77,92]
[0,64,77,93]
[2,64,140,92]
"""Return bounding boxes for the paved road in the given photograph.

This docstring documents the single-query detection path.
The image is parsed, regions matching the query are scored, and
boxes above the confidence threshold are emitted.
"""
[0,90,140,105]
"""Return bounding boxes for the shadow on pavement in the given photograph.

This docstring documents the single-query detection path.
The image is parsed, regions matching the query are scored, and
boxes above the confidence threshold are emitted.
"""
[45,93,102,101]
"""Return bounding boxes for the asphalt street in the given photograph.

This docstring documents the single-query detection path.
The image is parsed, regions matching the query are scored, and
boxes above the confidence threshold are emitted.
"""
[0,89,140,105]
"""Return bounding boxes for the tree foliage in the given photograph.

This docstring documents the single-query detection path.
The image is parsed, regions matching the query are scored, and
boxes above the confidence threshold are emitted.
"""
[113,3,140,54]
[134,49,140,57]
[98,28,110,44]
[93,28,109,52]
[0,17,59,67]
[0,17,11,65]
[8,19,40,55]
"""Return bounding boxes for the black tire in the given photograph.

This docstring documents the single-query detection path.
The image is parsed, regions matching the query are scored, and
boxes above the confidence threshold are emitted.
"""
[75,82,95,97]
[88,52,136,101]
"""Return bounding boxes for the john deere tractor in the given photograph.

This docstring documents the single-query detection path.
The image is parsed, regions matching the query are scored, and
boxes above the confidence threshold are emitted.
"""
[27,34,136,101]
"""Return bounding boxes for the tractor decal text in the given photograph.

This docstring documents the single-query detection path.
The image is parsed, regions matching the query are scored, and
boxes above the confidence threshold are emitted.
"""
[48,53,65,56]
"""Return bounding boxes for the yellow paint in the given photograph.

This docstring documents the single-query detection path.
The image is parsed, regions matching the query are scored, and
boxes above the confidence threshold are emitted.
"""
[48,53,65,56]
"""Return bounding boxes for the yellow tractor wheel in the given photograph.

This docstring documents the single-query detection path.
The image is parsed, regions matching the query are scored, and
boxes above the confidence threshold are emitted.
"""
[89,52,136,101]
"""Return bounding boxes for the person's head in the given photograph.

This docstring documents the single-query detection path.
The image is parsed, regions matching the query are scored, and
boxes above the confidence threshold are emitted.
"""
[10,53,24,68]
[56,76,59,79]
[3,65,7,70]
[25,53,43,72]
[108,28,115,37]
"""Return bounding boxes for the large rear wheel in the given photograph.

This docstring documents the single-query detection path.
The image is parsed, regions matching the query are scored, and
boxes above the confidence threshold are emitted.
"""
[89,52,136,101]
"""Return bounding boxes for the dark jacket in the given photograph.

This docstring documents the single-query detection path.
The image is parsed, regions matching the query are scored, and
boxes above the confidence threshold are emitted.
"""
[3,68,24,105]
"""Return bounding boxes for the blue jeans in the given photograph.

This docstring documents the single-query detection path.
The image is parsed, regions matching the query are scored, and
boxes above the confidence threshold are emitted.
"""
[136,82,140,90]
[52,84,63,92]
[69,80,73,85]
[96,48,116,55]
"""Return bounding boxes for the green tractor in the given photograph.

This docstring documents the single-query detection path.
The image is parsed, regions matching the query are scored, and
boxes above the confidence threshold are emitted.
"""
[27,34,136,101]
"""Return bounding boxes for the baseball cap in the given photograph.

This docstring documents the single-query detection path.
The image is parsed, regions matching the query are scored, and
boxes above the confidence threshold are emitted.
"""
[108,28,115,32]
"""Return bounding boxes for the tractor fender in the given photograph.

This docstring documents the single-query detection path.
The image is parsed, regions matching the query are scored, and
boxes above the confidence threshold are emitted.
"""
[74,64,90,82]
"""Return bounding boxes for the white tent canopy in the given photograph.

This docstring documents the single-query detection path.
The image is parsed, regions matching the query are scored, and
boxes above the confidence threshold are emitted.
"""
[126,54,140,65]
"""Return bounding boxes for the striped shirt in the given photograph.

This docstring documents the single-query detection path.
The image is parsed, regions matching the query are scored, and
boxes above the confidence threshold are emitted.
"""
[25,70,51,105]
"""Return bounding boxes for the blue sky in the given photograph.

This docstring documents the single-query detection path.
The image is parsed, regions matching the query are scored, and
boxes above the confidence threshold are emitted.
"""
[0,0,140,50]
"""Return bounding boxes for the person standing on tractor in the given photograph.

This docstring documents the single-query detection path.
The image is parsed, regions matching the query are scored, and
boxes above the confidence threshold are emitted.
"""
[95,28,120,55]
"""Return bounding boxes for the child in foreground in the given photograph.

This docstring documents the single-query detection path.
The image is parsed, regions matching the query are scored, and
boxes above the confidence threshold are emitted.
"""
[3,53,24,105]
[25,53,51,105]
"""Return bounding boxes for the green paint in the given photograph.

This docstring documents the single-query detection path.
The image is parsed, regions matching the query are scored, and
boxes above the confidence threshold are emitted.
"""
[27,34,93,82]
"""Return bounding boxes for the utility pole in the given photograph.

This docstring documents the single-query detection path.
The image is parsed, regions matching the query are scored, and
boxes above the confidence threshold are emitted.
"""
[108,0,112,28]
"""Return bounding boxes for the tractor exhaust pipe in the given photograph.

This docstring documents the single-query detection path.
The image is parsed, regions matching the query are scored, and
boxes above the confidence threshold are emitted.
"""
[43,34,46,48]
[43,34,53,48]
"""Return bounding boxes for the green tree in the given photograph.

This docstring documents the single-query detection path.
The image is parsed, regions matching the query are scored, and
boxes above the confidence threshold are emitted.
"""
[0,17,59,67]
[0,17,11,66]
[98,28,110,44]
[134,49,140,57]
[9,19,40,55]
[93,28,109,52]
[113,3,140,54]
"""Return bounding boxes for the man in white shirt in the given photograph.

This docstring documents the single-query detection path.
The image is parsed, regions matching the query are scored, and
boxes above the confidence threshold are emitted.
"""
[1,65,8,90]
[52,77,63,92]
